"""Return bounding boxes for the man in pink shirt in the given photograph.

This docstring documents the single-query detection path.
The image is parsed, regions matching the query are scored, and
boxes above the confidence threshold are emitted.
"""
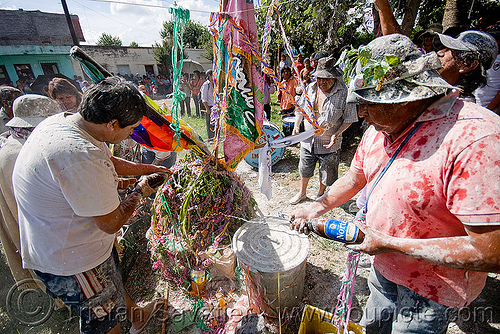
[291,34,500,333]
[277,66,299,116]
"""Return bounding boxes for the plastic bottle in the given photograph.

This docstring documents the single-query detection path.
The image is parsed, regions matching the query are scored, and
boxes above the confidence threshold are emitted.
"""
[305,219,364,244]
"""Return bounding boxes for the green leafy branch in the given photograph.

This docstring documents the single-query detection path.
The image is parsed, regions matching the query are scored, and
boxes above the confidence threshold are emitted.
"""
[337,46,401,90]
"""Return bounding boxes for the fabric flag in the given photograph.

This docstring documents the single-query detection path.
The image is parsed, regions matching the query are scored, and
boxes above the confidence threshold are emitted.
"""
[70,46,210,158]
[220,0,264,170]
[258,130,314,199]
[130,93,209,157]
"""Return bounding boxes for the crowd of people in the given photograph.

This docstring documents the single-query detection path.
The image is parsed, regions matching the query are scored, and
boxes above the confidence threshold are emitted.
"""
[1,1,500,332]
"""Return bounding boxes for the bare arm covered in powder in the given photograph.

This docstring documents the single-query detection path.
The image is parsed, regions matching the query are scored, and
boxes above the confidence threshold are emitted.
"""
[290,170,366,232]
[347,222,500,273]
[110,155,171,176]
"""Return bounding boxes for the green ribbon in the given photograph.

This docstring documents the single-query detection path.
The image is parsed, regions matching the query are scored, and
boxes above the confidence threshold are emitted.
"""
[168,6,190,151]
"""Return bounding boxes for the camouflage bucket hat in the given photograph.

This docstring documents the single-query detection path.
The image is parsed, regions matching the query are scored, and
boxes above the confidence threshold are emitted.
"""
[6,94,60,128]
[418,23,443,39]
[340,34,453,104]
[434,31,498,70]
[313,56,343,78]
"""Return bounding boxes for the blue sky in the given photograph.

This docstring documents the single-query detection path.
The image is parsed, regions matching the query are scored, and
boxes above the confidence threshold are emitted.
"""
[0,0,219,46]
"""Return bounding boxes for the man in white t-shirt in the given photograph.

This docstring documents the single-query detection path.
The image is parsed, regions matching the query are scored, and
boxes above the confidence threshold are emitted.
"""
[13,77,169,334]
[474,24,500,114]
[200,69,215,140]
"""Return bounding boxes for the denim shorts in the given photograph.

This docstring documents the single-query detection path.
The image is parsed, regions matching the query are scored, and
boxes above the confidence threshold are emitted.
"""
[298,146,339,186]
[361,267,455,334]
[35,249,127,334]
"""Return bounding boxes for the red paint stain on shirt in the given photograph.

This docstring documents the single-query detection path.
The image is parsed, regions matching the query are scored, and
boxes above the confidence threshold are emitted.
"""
[426,284,439,301]
[410,271,421,278]
[456,188,467,200]
[416,137,428,146]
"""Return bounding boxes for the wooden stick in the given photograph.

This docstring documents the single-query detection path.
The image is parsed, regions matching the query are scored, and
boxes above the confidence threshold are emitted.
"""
[161,282,170,334]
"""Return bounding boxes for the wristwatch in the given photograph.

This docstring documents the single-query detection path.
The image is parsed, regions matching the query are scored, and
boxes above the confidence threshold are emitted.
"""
[126,187,143,196]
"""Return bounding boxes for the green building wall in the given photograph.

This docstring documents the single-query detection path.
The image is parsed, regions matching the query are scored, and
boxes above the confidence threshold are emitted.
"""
[0,45,75,84]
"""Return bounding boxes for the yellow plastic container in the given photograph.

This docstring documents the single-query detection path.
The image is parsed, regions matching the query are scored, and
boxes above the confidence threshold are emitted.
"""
[298,305,363,334]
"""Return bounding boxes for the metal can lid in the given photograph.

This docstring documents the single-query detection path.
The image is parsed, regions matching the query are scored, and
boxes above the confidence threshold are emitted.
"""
[232,216,310,273]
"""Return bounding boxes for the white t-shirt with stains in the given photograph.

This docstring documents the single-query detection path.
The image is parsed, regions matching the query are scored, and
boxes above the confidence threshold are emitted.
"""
[13,113,120,276]
[474,54,500,107]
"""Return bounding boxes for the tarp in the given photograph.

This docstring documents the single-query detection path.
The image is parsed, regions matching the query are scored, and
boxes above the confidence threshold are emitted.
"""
[178,59,205,73]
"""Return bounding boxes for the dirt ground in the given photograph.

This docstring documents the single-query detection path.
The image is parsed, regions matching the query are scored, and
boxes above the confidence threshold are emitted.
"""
[1,98,500,333]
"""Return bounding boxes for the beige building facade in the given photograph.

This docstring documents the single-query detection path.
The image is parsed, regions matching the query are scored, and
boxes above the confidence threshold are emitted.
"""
[71,46,211,79]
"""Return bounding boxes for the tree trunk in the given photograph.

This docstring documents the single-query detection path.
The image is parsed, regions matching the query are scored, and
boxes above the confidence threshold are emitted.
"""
[442,0,459,31]
[373,4,381,37]
[327,13,337,47]
[401,0,421,36]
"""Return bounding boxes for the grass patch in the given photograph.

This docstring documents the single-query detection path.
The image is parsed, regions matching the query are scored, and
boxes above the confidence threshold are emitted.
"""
[159,94,284,163]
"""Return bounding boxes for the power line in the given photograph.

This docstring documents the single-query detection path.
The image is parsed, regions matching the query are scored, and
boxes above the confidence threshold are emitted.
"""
[88,0,298,15]
[73,0,163,36]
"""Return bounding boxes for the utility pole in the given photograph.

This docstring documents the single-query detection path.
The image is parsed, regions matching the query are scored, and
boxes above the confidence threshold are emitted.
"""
[61,0,80,46]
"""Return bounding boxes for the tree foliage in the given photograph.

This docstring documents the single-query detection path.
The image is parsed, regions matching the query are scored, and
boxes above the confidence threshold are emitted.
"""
[154,20,212,68]
[385,0,500,37]
[96,33,122,46]
[256,0,373,65]
[129,41,139,47]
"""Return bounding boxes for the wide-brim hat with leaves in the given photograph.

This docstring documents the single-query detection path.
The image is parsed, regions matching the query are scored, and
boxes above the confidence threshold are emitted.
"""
[339,34,453,104]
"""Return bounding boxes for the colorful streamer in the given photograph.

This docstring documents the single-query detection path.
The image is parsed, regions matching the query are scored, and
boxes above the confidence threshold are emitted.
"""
[209,0,265,170]
[210,12,322,133]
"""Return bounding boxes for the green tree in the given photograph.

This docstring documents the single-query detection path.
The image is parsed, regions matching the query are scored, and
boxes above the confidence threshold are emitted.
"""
[129,41,139,47]
[184,21,213,62]
[96,33,122,46]
[417,0,500,31]
[153,38,174,69]
[184,21,211,49]
[256,0,372,65]
[374,0,500,38]
[256,0,500,67]
[154,20,213,69]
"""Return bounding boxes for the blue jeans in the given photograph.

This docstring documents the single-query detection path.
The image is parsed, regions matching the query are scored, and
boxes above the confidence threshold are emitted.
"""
[35,249,126,334]
[361,267,455,334]
[141,148,177,169]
